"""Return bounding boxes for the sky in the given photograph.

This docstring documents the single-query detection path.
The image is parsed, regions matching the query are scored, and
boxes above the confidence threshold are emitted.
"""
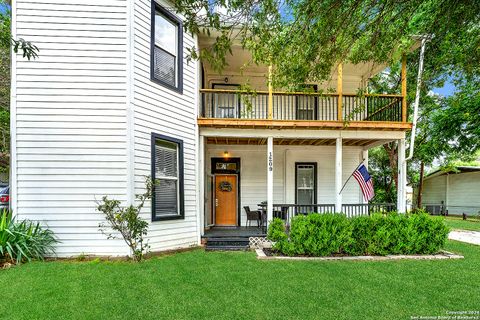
[432,80,455,97]
[0,3,8,14]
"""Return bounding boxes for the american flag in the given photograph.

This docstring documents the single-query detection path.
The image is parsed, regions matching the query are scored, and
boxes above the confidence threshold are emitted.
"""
[353,164,374,201]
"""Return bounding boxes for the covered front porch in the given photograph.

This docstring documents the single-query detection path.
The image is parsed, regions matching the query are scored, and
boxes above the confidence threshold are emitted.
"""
[198,128,408,235]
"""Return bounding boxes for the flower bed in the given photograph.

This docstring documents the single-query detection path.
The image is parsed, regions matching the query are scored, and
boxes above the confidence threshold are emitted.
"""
[267,212,450,257]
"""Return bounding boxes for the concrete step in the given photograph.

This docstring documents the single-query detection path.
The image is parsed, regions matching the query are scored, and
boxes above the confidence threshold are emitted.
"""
[205,236,251,251]
[205,245,249,251]
[206,237,250,247]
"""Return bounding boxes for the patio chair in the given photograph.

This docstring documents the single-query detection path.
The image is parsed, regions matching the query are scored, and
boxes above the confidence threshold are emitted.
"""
[244,206,261,227]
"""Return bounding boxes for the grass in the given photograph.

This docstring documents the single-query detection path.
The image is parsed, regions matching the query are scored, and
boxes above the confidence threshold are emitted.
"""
[443,216,480,231]
[0,241,479,320]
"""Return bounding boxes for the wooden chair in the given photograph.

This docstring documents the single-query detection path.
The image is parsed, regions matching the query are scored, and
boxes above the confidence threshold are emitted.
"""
[244,206,261,227]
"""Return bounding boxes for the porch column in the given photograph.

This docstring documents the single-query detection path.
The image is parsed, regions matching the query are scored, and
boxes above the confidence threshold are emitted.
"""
[362,149,368,166]
[267,136,274,226]
[335,137,342,212]
[445,174,449,209]
[361,149,369,204]
[397,138,407,213]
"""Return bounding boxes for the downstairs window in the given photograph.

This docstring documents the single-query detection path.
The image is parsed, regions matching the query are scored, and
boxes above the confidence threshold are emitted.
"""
[151,133,184,221]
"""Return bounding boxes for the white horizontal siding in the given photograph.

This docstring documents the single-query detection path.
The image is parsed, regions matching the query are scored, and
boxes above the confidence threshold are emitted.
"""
[447,172,480,214]
[423,172,480,215]
[206,144,364,226]
[133,0,199,251]
[13,0,130,256]
[422,176,446,205]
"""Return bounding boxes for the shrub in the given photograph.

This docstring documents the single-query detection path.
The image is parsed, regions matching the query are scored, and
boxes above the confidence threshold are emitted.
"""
[97,178,153,262]
[347,212,450,255]
[344,214,377,256]
[267,218,288,242]
[268,212,449,257]
[270,213,352,256]
[0,209,57,264]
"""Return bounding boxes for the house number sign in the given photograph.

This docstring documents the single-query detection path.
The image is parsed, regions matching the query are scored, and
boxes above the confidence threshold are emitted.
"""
[268,151,273,172]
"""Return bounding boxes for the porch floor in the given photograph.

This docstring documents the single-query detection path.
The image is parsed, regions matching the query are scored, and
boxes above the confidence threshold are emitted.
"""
[203,226,266,238]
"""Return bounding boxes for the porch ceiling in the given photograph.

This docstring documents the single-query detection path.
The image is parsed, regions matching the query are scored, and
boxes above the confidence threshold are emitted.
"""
[206,137,379,147]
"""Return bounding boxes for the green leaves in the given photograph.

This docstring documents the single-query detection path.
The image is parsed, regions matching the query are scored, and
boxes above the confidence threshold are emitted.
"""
[267,217,288,242]
[347,212,450,255]
[11,38,39,60]
[1,4,39,59]
[269,213,353,256]
[267,212,449,256]
[97,178,153,262]
[174,0,480,89]
[0,209,58,264]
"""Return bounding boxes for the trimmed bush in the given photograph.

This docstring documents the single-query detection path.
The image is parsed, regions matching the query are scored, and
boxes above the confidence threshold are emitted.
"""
[268,212,449,257]
[273,213,353,256]
[267,218,288,242]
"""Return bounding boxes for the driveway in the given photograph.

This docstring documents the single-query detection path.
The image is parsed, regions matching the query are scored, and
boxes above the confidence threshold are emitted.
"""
[449,230,480,246]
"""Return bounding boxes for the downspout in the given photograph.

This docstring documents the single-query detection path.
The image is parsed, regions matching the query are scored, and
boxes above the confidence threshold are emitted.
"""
[405,37,428,162]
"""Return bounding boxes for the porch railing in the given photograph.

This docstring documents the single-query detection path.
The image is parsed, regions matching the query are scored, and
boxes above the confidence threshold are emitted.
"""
[423,204,480,216]
[200,89,403,122]
[270,203,396,222]
[341,203,397,217]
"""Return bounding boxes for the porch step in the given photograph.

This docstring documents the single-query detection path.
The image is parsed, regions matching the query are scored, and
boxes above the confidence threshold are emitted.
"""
[205,245,249,251]
[205,237,250,251]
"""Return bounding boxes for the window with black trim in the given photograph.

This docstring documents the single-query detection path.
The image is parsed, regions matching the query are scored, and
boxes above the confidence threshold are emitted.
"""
[151,133,184,221]
[296,84,318,120]
[295,162,317,206]
[151,2,183,92]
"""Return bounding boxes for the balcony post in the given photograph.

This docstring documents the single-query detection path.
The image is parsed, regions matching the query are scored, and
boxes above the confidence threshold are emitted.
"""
[337,62,343,121]
[397,138,407,213]
[267,136,274,226]
[335,137,343,212]
[401,55,407,122]
[268,65,273,120]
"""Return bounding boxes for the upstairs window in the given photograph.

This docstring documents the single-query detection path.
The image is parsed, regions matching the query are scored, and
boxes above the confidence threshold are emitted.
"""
[296,85,318,120]
[151,133,184,221]
[151,2,183,92]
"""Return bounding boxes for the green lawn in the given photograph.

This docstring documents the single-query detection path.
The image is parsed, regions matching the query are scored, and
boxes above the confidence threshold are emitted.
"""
[443,216,480,231]
[1,241,479,320]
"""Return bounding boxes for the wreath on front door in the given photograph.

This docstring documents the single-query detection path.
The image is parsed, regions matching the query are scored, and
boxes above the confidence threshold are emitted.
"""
[219,181,233,192]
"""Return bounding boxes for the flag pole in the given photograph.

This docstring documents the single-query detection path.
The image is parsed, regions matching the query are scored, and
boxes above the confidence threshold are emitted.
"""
[338,159,366,195]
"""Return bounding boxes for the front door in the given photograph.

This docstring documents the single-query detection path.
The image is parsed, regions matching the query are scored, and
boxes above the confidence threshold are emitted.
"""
[215,175,237,226]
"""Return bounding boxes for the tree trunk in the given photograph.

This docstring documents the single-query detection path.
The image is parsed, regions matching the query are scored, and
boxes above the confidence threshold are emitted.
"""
[383,142,398,191]
[417,161,425,209]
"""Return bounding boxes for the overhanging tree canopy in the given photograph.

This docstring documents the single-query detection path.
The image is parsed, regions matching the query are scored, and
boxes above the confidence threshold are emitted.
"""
[174,0,479,88]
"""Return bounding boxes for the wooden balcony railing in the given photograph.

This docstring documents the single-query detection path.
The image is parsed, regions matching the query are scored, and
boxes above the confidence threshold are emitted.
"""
[200,89,404,122]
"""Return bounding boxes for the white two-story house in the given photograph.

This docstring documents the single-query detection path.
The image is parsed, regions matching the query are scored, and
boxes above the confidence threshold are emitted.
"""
[10,0,411,256]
